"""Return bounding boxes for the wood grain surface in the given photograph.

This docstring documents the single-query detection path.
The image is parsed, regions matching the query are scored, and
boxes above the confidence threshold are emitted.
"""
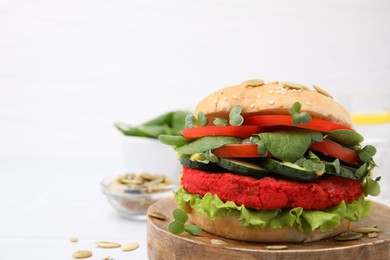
[147,196,390,260]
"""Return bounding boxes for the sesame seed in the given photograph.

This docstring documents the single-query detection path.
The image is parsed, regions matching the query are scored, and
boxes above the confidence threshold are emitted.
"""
[269,90,273,94]
[250,103,255,108]
[232,95,238,100]
[257,94,262,98]
[224,97,227,101]
[214,100,218,104]
[269,100,275,105]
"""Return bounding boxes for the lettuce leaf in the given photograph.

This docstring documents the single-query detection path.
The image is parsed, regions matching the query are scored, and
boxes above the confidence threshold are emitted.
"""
[175,187,371,233]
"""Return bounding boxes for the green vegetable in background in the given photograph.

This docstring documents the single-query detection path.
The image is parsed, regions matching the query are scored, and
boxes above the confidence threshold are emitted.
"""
[115,110,190,138]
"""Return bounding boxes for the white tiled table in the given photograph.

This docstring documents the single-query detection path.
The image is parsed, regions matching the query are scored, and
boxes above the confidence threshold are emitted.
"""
[0,158,149,260]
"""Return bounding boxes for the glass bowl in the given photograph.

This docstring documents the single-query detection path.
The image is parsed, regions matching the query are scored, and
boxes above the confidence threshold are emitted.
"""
[101,174,175,219]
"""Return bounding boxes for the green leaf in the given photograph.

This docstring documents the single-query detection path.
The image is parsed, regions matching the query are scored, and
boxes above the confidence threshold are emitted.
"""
[174,136,241,154]
[116,111,189,138]
[359,145,377,163]
[259,131,312,162]
[174,187,371,233]
[159,135,191,147]
[168,221,185,234]
[214,118,228,126]
[143,112,174,126]
[138,125,169,137]
[115,122,151,137]
[171,111,191,135]
[328,130,364,146]
[184,225,202,236]
[173,208,188,224]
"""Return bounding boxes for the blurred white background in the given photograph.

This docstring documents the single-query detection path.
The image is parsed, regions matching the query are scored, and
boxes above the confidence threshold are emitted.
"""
[1,0,389,162]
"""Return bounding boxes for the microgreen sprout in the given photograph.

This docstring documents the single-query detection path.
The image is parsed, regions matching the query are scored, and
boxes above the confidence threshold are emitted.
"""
[355,164,368,181]
[195,150,219,163]
[185,112,209,128]
[303,152,325,175]
[359,145,377,163]
[198,112,209,127]
[363,176,381,196]
[311,132,323,142]
[168,208,202,236]
[289,101,301,115]
[333,159,341,174]
[257,140,268,157]
[289,102,311,125]
[214,117,228,126]
[203,151,219,163]
[229,105,244,126]
[185,114,197,128]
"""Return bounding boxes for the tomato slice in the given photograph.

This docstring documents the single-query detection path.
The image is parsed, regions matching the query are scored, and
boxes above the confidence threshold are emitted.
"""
[245,115,351,132]
[212,143,262,158]
[181,125,263,139]
[309,140,360,165]
[212,140,359,165]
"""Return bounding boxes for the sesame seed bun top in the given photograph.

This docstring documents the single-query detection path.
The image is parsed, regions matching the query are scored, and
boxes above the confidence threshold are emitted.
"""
[193,80,353,127]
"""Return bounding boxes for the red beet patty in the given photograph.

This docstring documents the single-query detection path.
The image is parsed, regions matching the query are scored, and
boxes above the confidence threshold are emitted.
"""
[181,166,363,210]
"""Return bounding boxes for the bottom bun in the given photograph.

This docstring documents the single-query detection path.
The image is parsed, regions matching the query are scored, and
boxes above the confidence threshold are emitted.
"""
[190,209,351,242]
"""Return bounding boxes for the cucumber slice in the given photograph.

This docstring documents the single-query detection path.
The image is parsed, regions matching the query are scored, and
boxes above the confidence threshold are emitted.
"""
[216,158,270,178]
[179,156,223,172]
[261,158,319,182]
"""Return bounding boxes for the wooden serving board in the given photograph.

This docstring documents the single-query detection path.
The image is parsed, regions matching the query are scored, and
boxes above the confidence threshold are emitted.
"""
[147,196,390,260]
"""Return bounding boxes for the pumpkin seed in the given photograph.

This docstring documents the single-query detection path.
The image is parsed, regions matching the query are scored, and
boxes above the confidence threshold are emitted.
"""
[242,79,265,87]
[140,173,155,181]
[282,81,302,89]
[70,236,78,243]
[301,85,310,91]
[211,239,227,245]
[121,242,140,251]
[312,84,333,99]
[351,227,380,234]
[148,211,167,220]
[111,172,173,193]
[72,250,92,259]
[265,245,288,250]
[335,231,363,241]
[95,241,121,248]
[368,232,379,238]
